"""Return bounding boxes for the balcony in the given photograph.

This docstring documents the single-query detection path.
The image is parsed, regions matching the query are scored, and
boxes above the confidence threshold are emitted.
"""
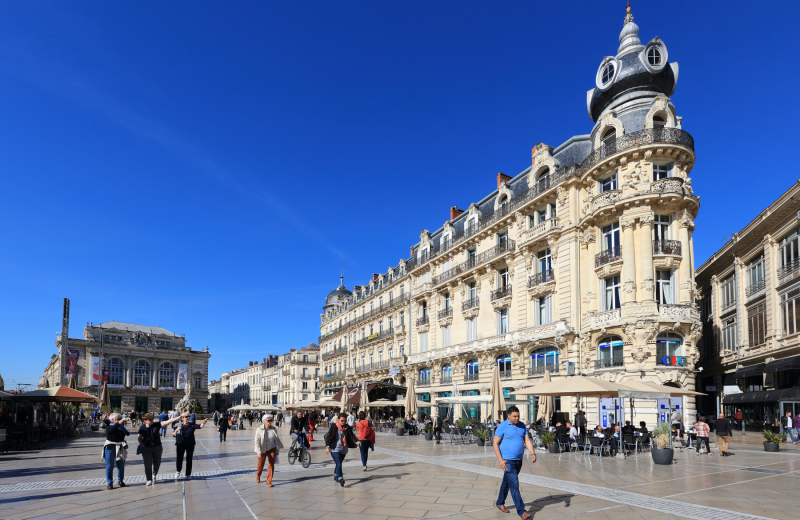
[355,360,391,374]
[580,127,694,174]
[491,285,512,302]
[322,347,348,360]
[528,365,559,377]
[433,240,516,287]
[461,297,479,312]
[325,371,346,380]
[592,190,621,212]
[438,307,453,320]
[528,269,554,288]
[356,327,394,347]
[778,259,800,281]
[464,373,480,382]
[595,245,622,268]
[417,378,431,387]
[653,239,681,256]
[651,177,685,194]
[499,370,513,380]
[321,293,411,336]
[520,218,562,245]
[416,315,429,327]
[281,368,290,376]
[441,374,452,384]
[595,358,624,370]
[746,279,766,297]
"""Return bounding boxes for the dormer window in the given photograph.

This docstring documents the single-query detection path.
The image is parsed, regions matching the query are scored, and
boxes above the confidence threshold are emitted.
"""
[647,46,662,66]
[601,63,614,85]
[653,115,666,130]
[596,57,619,90]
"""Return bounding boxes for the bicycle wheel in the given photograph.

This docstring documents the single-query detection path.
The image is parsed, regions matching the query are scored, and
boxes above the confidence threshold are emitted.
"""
[300,448,311,468]
[288,447,298,465]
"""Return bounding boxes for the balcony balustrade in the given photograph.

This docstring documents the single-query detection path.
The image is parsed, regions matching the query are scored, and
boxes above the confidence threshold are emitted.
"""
[356,327,394,347]
[528,269,554,288]
[438,307,453,320]
[595,245,622,268]
[416,315,429,327]
[441,374,452,384]
[651,177,685,194]
[528,365,559,376]
[595,358,624,370]
[320,293,410,340]
[417,378,431,387]
[520,218,561,244]
[746,279,766,297]
[464,373,480,382]
[491,285,512,302]
[432,240,516,287]
[653,239,681,256]
[499,370,513,380]
[325,371,346,380]
[461,297,479,312]
[322,347,348,360]
[778,258,800,280]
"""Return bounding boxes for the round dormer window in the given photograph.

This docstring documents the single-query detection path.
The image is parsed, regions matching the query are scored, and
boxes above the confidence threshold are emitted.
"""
[595,57,620,91]
[640,38,668,73]
[647,46,662,66]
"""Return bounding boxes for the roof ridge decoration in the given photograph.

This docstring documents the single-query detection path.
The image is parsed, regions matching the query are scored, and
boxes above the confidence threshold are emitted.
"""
[624,1,634,25]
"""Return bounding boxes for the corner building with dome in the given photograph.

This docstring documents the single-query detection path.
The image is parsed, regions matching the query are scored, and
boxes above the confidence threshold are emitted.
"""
[318,5,700,428]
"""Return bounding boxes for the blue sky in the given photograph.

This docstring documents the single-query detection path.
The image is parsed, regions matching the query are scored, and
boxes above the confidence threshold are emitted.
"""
[1,2,797,388]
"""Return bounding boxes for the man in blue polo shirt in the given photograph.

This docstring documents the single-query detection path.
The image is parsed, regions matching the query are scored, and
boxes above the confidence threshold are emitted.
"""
[493,405,536,519]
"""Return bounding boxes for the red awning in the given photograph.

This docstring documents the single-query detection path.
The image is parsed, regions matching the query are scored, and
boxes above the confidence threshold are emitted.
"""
[13,386,98,403]
[330,384,376,406]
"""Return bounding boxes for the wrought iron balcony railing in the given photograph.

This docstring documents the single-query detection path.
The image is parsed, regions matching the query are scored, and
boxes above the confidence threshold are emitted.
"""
[778,258,800,280]
[499,370,513,380]
[356,327,394,347]
[595,358,624,370]
[653,239,681,256]
[320,293,410,342]
[432,240,516,287]
[461,297,479,312]
[322,347,348,360]
[746,279,766,297]
[417,379,431,387]
[491,285,512,302]
[528,365,559,376]
[416,315,429,327]
[595,245,622,268]
[438,307,453,320]
[528,269,554,288]
[441,374,452,385]
[464,373,480,382]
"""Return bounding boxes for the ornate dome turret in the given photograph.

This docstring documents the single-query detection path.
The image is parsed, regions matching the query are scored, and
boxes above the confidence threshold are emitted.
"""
[323,274,352,310]
[586,2,679,122]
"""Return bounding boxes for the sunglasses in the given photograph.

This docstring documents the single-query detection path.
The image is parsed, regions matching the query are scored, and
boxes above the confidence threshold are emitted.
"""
[265,419,273,422]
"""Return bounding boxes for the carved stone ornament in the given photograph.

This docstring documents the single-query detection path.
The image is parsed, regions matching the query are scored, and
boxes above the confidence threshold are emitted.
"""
[689,320,702,342]
[580,229,596,245]
[515,211,525,231]
[631,347,649,365]
[642,276,654,293]
[624,279,636,294]
[556,186,567,207]
[621,218,636,231]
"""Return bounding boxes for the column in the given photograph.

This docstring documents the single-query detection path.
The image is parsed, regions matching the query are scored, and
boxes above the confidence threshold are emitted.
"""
[639,216,655,302]
[151,357,158,390]
[126,356,132,387]
[678,216,694,303]
[621,216,637,304]
[587,228,600,312]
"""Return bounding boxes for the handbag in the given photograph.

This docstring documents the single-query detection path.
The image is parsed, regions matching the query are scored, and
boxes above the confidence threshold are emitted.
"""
[175,428,184,445]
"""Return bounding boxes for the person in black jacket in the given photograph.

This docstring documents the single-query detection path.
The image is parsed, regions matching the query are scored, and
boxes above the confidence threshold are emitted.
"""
[102,414,130,489]
[713,413,733,456]
[290,411,308,446]
[218,412,230,442]
[325,413,358,487]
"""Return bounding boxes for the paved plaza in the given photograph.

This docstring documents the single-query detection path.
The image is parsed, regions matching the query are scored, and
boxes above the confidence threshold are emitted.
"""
[0,426,798,520]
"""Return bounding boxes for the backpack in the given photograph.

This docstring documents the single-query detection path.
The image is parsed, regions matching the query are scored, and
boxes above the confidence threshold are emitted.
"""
[358,420,375,443]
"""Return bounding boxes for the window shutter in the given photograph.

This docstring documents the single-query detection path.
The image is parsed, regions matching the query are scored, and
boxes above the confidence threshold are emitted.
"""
[670,270,676,304]
[545,294,552,324]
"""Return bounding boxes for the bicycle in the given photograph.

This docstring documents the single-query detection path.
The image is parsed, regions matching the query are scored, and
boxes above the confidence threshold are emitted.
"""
[288,431,311,468]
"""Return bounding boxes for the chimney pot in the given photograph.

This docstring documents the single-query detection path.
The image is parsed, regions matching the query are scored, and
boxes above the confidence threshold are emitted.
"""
[497,172,512,188]
[450,206,464,220]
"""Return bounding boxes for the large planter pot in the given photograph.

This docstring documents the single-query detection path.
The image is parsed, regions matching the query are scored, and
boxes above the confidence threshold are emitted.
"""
[548,444,560,454]
[476,438,486,446]
[396,428,406,436]
[425,433,434,441]
[651,447,674,465]
[90,424,100,432]
[764,441,780,452]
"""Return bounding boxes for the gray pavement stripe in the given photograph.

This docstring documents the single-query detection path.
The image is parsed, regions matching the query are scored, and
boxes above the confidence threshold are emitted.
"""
[374,447,776,520]
[181,481,187,520]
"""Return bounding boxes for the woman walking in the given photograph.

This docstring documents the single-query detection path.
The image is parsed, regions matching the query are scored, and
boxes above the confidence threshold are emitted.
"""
[138,412,182,486]
[695,416,712,456]
[355,411,375,471]
[173,413,209,479]
[218,412,230,442]
[254,414,283,486]
[325,412,358,487]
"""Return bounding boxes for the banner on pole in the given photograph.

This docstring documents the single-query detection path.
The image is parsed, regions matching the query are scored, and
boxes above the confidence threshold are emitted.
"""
[65,349,79,376]
[90,356,101,386]
[178,364,188,389]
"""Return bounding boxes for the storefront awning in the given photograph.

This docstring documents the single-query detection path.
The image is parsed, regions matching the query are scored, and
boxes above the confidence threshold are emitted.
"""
[764,355,800,373]
[722,388,800,404]
[734,363,764,379]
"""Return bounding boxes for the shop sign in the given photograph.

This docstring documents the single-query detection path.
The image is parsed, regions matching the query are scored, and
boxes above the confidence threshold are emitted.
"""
[660,356,687,366]
[133,385,150,390]
[159,387,174,391]
[108,384,125,389]
[367,333,378,341]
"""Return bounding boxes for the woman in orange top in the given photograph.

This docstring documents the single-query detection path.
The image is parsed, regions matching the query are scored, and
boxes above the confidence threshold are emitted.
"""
[355,411,375,471]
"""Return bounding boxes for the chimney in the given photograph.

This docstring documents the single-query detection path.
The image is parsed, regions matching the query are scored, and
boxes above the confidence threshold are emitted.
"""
[249,361,253,367]
[450,206,464,220]
[372,274,379,281]
[410,246,415,257]
[263,357,266,363]
[497,172,512,187]
[290,349,296,352]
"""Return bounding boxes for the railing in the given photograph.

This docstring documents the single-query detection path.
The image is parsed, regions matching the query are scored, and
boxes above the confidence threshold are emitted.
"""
[462,297,479,311]
[433,240,516,287]
[595,358,624,370]
[499,370,513,380]
[438,307,453,320]
[464,373,480,382]
[325,371,346,380]
[281,368,290,376]
[720,298,736,313]
[355,360,391,374]
[580,127,694,174]
[416,315,429,327]
[320,293,411,339]
[778,259,800,280]
[520,217,561,244]
[491,285,512,301]
[356,327,394,347]
[653,239,681,256]
[528,365,559,376]
[595,245,622,268]
[321,267,411,325]
[322,347,348,360]
[651,177,684,194]
[746,279,766,297]
[592,190,621,211]
[528,269,554,288]
[441,374,452,384]
[417,379,431,387]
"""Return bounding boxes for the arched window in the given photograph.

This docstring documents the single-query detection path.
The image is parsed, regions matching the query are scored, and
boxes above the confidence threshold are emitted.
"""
[441,364,452,382]
[159,362,175,388]
[536,168,551,192]
[419,367,431,382]
[597,336,624,369]
[466,359,479,381]
[601,128,616,151]
[134,360,150,387]
[530,347,559,374]
[647,46,662,66]
[496,354,511,376]
[656,333,683,364]
[108,358,124,386]
[653,115,666,130]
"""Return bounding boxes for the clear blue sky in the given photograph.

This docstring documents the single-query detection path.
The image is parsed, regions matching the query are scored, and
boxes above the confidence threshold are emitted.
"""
[1,2,797,389]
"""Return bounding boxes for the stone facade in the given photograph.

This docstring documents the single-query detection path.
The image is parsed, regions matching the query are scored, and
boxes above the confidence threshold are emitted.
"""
[318,6,700,428]
[43,319,210,414]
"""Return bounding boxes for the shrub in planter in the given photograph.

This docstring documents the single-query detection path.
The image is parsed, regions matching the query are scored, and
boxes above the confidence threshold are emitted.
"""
[424,423,434,440]
[396,418,406,436]
[473,427,491,446]
[762,429,785,452]
[651,422,674,465]
[456,417,471,428]
[538,431,557,452]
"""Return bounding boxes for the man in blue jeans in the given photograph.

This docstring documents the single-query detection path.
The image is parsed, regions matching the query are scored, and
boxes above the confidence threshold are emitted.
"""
[493,406,536,519]
[159,410,170,437]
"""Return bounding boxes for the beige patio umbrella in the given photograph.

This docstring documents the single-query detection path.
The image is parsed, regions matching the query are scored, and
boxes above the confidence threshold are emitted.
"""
[339,385,350,413]
[359,380,370,410]
[536,370,554,424]
[99,383,111,408]
[489,364,506,422]
[623,380,706,397]
[515,374,638,397]
[403,377,417,419]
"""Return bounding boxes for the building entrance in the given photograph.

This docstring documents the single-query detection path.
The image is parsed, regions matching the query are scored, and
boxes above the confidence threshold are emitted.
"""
[135,396,148,413]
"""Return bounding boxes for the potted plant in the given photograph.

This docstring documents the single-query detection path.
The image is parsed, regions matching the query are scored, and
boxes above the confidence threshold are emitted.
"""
[762,429,785,452]
[473,427,492,446]
[396,417,406,436]
[651,422,673,465]
[539,431,558,453]
[424,423,434,441]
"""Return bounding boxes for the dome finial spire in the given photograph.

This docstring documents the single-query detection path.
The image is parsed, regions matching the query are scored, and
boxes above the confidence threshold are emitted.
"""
[618,0,642,56]
[624,2,634,25]
[340,257,344,287]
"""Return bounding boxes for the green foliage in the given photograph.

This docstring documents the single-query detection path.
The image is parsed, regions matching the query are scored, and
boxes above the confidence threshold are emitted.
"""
[61,403,78,416]
[473,427,492,440]
[761,429,786,444]
[456,417,471,428]
[396,418,406,428]
[424,423,434,433]
[99,406,121,415]
[653,422,672,449]
[538,431,556,446]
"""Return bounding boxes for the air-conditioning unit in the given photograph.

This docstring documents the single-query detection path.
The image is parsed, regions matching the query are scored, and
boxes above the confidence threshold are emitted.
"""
[566,362,575,375]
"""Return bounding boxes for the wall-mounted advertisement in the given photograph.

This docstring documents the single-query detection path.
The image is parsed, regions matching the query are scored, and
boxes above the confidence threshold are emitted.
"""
[65,349,79,376]
[90,356,101,386]
[178,364,188,389]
